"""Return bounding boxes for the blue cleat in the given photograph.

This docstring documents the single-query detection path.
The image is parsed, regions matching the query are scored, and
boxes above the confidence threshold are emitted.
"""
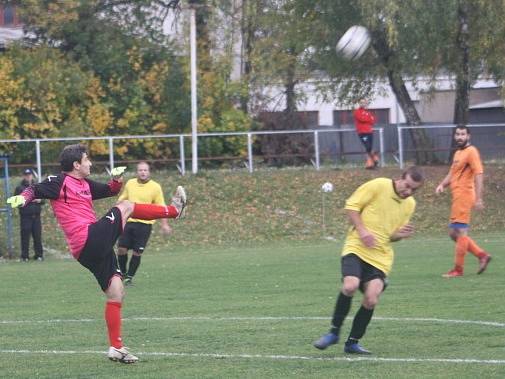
[344,342,371,354]
[313,333,339,350]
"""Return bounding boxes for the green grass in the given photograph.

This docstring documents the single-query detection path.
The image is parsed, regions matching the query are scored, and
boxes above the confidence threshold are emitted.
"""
[1,235,505,378]
[3,165,505,256]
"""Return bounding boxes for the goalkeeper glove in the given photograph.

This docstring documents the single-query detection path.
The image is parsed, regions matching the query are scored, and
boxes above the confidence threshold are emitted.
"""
[111,166,127,178]
[7,195,26,208]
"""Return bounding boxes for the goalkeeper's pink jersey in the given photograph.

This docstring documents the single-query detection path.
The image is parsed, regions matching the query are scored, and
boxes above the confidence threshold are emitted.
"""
[20,173,122,258]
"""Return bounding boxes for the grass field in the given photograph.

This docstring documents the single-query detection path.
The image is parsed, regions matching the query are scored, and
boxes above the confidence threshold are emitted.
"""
[1,234,504,378]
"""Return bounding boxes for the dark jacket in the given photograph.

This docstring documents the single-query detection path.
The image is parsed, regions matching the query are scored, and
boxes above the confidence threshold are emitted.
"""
[15,179,44,217]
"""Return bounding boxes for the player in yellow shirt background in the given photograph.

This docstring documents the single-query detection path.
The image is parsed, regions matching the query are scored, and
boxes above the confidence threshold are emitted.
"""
[313,166,424,354]
[117,161,172,285]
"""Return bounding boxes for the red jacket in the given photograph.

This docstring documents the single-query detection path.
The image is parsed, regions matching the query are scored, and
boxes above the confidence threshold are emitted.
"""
[353,107,376,134]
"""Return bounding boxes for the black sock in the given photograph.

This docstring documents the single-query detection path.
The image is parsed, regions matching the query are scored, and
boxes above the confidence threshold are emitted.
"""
[330,292,353,335]
[118,254,128,275]
[127,255,142,278]
[347,306,374,343]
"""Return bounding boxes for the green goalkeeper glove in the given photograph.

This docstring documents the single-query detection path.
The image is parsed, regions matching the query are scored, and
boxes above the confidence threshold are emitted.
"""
[111,166,127,178]
[7,195,26,208]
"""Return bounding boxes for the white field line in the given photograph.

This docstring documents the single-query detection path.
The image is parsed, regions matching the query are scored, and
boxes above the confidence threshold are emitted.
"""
[0,349,505,365]
[0,316,504,327]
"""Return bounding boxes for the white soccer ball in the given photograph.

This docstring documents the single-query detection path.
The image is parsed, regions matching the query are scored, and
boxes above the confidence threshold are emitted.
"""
[336,25,371,60]
[321,182,334,193]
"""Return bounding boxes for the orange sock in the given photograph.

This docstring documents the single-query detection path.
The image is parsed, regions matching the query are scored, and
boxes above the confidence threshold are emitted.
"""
[105,301,123,348]
[454,235,469,272]
[466,237,486,258]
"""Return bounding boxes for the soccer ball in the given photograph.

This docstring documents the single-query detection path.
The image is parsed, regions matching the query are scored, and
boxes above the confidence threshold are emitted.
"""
[336,25,371,60]
[321,182,334,193]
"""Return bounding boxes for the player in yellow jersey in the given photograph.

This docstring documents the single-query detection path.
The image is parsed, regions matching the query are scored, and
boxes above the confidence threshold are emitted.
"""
[117,162,172,285]
[313,166,424,354]
[436,125,491,277]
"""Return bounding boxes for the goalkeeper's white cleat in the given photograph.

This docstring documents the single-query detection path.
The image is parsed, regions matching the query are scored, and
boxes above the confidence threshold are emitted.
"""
[171,185,187,219]
[107,346,139,364]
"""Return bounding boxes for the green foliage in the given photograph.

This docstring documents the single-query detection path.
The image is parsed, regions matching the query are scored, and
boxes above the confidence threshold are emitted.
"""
[4,165,504,253]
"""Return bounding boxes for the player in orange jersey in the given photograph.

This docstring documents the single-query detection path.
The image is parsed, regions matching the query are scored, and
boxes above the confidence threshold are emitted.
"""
[436,125,491,278]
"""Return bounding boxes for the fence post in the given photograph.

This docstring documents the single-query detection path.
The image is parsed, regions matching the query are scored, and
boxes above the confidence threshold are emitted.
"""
[108,137,114,170]
[398,127,404,169]
[179,135,186,176]
[247,133,253,173]
[314,131,320,170]
[379,128,385,167]
[35,140,42,182]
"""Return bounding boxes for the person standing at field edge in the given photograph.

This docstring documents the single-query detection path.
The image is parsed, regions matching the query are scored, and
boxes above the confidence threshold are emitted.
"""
[15,168,44,262]
[436,125,491,278]
[313,166,424,354]
[353,98,379,169]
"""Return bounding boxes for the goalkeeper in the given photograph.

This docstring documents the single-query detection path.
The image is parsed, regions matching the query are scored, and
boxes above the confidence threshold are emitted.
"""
[7,144,186,364]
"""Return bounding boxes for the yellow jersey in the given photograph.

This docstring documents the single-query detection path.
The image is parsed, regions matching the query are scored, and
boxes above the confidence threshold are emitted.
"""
[118,178,166,225]
[342,178,416,275]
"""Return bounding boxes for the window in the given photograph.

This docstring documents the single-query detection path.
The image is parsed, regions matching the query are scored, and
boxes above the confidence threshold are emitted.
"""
[2,5,16,26]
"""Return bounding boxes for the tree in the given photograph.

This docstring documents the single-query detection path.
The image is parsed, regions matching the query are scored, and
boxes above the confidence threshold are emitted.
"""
[15,0,192,161]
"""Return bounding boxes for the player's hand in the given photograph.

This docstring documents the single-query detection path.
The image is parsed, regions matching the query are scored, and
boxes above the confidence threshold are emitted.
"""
[358,228,377,248]
[111,166,127,179]
[435,184,445,194]
[474,198,484,211]
[161,224,172,235]
[7,195,26,208]
[392,224,415,240]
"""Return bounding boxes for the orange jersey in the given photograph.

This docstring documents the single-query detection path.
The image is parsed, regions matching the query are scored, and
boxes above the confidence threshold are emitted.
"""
[450,145,483,193]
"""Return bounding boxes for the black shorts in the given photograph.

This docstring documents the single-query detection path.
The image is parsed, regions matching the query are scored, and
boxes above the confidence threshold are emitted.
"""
[358,133,374,153]
[78,207,123,291]
[118,222,153,254]
[341,253,388,293]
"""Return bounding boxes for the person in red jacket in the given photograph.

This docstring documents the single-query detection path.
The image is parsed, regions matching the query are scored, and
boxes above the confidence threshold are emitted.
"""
[353,99,379,169]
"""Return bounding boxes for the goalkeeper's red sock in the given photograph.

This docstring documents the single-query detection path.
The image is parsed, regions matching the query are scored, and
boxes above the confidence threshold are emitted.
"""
[105,301,123,349]
[466,236,487,258]
[131,203,179,220]
[454,235,469,272]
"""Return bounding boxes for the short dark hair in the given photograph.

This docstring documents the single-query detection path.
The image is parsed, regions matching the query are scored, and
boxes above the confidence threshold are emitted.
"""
[455,125,470,134]
[59,144,88,172]
[137,161,150,168]
[402,166,424,182]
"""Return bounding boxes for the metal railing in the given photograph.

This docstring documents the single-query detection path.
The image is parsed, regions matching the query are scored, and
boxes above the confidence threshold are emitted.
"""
[0,127,385,178]
[397,123,505,168]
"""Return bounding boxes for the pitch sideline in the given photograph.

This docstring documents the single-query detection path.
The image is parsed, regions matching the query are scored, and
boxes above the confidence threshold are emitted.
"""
[0,315,504,327]
[0,349,504,365]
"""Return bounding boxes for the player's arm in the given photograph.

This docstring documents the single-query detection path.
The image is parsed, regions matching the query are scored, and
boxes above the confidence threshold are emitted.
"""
[87,165,126,200]
[436,172,451,194]
[390,224,415,242]
[474,173,484,210]
[87,178,123,200]
[469,149,484,210]
[7,174,63,208]
[354,109,371,123]
[390,202,416,242]
[346,209,376,248]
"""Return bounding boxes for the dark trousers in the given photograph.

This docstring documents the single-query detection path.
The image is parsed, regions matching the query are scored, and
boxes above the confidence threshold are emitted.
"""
[20,215,43,259]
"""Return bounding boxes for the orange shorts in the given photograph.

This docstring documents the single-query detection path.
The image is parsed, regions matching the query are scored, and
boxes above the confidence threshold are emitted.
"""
[450,192,475,225]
